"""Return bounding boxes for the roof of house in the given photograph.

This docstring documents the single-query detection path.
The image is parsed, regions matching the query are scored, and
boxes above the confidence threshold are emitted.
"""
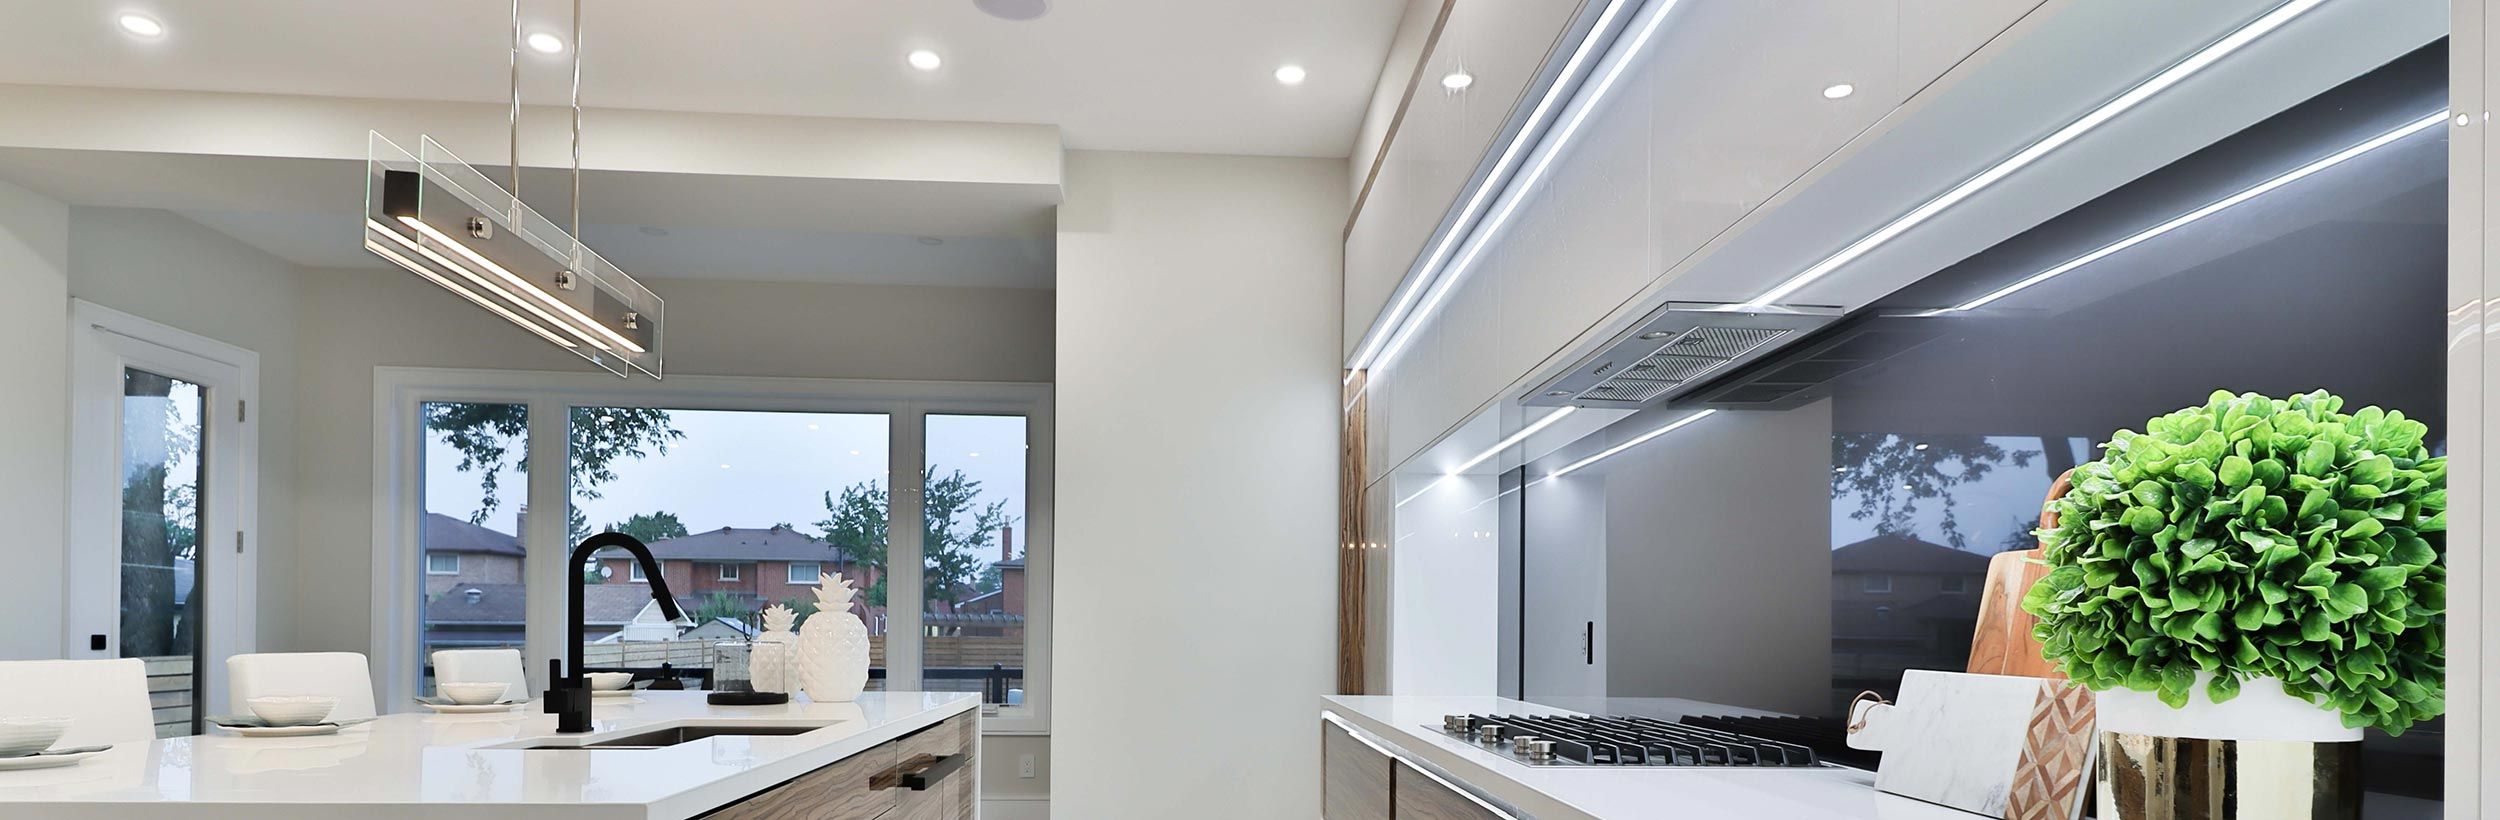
[608,525,846,563]
[1831,534,1993,575]
[424,513,525,556]
[426,583,692,626]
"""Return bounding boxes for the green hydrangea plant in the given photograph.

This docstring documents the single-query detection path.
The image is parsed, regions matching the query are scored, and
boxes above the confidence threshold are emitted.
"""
[2022,390,2445,734]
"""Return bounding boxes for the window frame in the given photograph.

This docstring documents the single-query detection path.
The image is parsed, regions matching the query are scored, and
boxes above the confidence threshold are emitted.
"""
[1940,576,1967,594]
[717,563,741,582]
[787,561,822,584]
[425,552,461,575]
[627,561,648,582]
[373,367,1054,734]
[1863,574,1892,594]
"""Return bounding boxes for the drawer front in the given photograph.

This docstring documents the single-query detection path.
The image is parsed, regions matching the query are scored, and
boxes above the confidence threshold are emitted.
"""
[1322,721,1392,820]
[1393,762,1501,820]
[708,739,899,820]
[888,709,978,820]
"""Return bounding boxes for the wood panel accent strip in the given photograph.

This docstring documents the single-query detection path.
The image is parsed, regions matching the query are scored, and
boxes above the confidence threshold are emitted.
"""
[1323,720,1394,820]
[704,737,897,820]
[1340,369,1372,695]
[1393,762,1502,820]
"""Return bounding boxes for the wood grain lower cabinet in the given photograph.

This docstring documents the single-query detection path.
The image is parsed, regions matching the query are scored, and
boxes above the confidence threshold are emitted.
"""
[1393,763,1500,820]
[888,710,978,820]
[705,736,898,820]
[1323,721,1392,820]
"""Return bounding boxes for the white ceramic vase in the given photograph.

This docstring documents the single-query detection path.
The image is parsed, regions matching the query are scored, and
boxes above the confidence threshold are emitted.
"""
[2094,673,2362,820]
[752,605,799,695]
[797,574,870,704]
[2093,673,2359,743]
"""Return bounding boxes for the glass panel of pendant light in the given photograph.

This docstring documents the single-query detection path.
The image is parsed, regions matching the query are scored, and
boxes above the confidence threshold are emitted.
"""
[362,131,663,378]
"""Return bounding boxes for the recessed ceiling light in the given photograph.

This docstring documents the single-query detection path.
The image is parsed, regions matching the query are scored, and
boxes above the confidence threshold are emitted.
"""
[526,31,565,54]
[1441,71,1475,91]
[973,0,1051,21]
[1274,64,1307,85]
[1821,83,1854,100]
[116,13,164,38]
[908,50,944,71]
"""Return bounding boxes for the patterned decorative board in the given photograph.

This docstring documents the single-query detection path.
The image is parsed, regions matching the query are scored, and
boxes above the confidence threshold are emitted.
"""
[1857,670,2097,820]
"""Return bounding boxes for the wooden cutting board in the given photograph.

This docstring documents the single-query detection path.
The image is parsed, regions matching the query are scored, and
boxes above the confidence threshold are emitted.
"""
[1965,469,2071,680]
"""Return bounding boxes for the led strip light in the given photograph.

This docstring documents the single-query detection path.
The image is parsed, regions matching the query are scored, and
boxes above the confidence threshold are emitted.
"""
[1346,0,1660,382]
[1743,0,2328,308]
[1397,406,1579,508]
[396,216,647,353]
[1548,409,1715,478]
[367,219,583,349]
[1938,109,2448,313]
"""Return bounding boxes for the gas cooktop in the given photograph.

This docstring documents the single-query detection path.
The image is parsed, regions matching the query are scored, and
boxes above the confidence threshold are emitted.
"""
[1430,713,1828,768]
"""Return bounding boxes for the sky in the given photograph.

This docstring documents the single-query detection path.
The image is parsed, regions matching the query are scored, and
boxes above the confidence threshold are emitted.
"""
[423,406,1030,569]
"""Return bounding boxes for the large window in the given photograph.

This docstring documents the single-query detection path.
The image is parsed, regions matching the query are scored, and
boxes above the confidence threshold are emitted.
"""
[568,407,890,690]
[381,373,1051,731]
[418,401,529,696]
[923,414,1030,705]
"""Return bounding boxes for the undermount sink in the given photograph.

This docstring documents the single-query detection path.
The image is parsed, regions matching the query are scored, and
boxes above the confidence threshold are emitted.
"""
[500,723,828,751]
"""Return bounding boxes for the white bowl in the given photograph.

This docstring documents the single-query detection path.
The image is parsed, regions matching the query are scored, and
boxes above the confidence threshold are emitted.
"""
[437,682,509,706]
[0,717,70,757]
[585,672,635,692]
[247,696,338,727]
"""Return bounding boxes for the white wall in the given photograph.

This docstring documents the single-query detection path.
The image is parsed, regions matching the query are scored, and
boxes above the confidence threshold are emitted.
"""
[1052,150,1340,820]
[288,266,1057,660]
[66,207,304,650]
[0,178,69,659]
[1597,402,1832,716]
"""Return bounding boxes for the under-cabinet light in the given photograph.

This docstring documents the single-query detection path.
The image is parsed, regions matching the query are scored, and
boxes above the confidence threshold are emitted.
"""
[1346,0,1651,382]
[1743,0,2327,308]
[1548,409,1716,478]
[1449,406,1577,475]
[395,216,646,354]
[1943,110,2447,313]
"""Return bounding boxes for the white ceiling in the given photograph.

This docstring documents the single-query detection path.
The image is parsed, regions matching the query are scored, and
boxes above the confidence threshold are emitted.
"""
[0,0,1407,158]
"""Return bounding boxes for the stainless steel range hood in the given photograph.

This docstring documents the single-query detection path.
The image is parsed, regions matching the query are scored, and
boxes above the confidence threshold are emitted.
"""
[1522,302,1841,408]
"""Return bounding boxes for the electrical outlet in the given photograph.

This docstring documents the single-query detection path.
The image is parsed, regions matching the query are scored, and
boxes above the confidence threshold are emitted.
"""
[1018,754,1036,779]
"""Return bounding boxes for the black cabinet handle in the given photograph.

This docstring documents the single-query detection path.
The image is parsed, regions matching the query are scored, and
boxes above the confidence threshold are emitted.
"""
[901,753,968,791]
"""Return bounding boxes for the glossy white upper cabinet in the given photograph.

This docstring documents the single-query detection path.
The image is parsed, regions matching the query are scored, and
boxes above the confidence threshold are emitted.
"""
[1357,0,2041,484]
[1344,0,1588,360]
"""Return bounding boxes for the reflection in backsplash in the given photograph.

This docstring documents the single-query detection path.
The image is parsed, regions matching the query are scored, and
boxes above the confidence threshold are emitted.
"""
[1510,40,2446,813]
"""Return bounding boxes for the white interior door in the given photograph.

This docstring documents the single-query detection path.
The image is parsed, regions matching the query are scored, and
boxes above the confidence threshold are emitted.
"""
[66,301,258,737]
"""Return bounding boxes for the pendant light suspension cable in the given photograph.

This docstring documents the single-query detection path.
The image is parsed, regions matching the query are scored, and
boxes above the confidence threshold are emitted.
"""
[508,0,521,213]
[570,0,583,241]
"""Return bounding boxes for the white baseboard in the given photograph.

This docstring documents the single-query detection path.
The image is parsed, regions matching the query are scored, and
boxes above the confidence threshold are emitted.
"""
[981,796,1048,820]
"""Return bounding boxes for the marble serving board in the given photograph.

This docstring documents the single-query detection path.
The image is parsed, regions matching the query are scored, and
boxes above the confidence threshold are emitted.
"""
[1851,670,2095,820]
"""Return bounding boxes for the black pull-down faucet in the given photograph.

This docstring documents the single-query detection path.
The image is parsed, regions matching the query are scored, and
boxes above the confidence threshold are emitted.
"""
[547,532,685,733]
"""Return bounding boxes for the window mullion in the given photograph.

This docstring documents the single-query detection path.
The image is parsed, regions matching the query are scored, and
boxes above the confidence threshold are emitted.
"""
[522,398,571,692]
[887,406,926,692]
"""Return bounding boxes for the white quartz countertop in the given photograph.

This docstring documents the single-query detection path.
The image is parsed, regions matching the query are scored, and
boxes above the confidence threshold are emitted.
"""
[0,690,979,820]
[1324,695,1983,820]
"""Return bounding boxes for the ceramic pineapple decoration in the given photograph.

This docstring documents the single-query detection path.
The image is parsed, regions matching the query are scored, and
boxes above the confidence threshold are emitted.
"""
[753,604,799,695]
[798,574,870,703]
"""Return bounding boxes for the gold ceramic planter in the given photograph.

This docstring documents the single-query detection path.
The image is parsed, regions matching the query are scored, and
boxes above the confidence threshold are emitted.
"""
[2096,731,2361,820]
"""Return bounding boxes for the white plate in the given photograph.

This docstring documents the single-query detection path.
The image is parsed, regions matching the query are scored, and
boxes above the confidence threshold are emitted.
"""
[217,723,342,737]
[593,689,640,699]
[416,701,522,714]
[0,748,106,771]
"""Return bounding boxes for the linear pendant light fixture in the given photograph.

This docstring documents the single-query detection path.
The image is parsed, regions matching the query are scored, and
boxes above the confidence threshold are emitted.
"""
[1742,0,2326,309]
[363,0,663,378]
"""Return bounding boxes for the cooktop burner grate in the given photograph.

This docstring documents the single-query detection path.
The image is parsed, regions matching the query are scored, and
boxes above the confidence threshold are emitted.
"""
[1428,713,1829,768]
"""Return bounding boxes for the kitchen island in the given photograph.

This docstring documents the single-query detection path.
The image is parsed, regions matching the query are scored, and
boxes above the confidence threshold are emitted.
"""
[1323,694,1976,820]
[0,690,979,819]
